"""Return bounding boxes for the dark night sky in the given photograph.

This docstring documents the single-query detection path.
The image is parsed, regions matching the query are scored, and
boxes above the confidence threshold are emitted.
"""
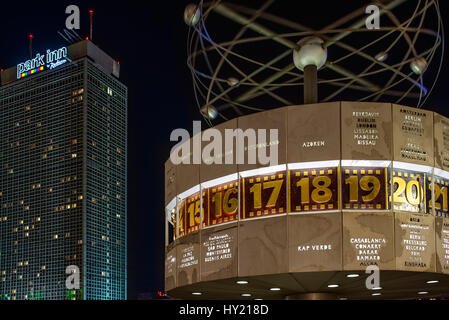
[0,0,196,299]
[0,0,448,299]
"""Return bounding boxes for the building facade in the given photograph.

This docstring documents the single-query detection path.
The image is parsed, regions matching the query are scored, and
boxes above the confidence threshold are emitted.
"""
[0,40,127,300]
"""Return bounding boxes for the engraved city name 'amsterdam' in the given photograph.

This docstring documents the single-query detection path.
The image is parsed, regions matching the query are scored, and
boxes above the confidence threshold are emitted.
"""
[393,106,433,166]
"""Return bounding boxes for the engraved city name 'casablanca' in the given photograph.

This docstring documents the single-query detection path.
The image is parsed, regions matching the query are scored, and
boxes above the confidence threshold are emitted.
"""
[350,237,387,264]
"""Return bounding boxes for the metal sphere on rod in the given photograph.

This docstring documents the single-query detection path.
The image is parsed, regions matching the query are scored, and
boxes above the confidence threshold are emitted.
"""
[184,4,201,27]
[293,36,327,104]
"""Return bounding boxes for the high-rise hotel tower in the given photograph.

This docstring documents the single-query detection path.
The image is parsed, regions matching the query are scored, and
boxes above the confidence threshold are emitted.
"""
[0,40,127,300]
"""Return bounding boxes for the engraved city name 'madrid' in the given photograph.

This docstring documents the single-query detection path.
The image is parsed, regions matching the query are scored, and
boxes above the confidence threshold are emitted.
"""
[170,121,279,166]
[352,111,380,146]
[399,108,428,162]
[16,47,68,79]
[350,237,387,266]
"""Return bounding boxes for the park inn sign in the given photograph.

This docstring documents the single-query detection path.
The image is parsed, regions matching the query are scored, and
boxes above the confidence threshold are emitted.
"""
[16,46,68,79]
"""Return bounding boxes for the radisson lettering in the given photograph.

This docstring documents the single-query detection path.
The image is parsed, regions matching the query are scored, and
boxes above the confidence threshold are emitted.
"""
[16,46,68,79]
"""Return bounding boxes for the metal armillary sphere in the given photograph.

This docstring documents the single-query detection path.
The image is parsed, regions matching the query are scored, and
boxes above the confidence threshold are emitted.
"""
[184,0,444,125]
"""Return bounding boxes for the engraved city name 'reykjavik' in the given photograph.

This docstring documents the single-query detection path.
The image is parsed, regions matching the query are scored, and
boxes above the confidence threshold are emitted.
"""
[16,47,68,79]
[352,112,380,146]
[341,102,392,160]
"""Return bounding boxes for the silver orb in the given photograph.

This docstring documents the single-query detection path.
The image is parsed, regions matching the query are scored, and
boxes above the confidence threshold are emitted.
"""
[227,77,240,87]
[293,36,328,71]
[410,57,428,75]
[375,52,389,62]
[184,4,201,27]
[200,105,218,120]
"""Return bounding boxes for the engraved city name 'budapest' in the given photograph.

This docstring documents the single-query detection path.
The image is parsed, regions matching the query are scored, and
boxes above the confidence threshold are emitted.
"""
[341,102,392,160]
[392,105,434,166]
